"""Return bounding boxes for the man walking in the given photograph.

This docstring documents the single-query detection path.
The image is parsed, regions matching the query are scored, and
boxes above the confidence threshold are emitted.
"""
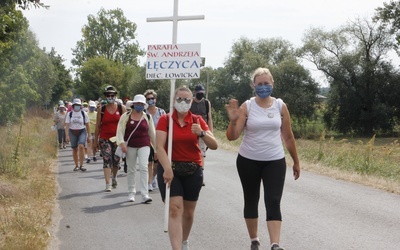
[190,85,213,186]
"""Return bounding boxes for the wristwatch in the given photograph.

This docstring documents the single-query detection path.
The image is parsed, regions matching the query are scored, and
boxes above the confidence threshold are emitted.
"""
[199,131,206,138]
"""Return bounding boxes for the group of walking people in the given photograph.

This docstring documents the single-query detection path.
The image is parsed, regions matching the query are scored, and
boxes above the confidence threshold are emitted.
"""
[54,67,300,250]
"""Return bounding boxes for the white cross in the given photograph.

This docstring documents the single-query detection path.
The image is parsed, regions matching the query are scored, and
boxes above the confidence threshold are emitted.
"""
[147,0,205,44]
[146,0,205,234]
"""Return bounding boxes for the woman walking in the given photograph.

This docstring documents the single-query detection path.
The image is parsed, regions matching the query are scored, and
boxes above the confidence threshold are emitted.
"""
[65,98,90,171]
[94,86,126,192]
[156,86,218,250]
[116,94,156,203]
[54,103,67,149]
[225,67,300,250]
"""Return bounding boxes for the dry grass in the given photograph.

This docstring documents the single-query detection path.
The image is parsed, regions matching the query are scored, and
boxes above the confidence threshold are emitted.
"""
[0,109,57,250]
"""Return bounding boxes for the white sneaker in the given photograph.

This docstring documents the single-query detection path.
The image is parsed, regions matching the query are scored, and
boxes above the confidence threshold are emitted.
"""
[105,185,112,192]
[182,240,189,250]
[142,195,152,204]
[148,183,153,192]
[152,178,158,189]
[128,193,135,202]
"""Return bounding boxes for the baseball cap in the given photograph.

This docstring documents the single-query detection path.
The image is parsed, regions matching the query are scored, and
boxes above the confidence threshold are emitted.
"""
[194,85,205,93]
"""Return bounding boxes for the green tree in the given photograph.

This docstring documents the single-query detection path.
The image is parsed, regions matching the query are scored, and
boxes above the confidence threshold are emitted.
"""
[0,6,38,124]
[76,57,135,101]
[48,48,74,103]
[300,18,400,135]
[374,1,400,51]
[218,37,318,123]
[72,8,143,67]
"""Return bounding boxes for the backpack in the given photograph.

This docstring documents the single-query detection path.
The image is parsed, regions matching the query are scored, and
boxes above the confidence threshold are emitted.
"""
[100,103,123,123]
[204,99,210,122]
[190,99,210,123]
[146,107,166,119]
[69,110,86,124]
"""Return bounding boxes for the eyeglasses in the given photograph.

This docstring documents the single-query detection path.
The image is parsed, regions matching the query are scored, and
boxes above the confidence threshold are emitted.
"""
[146,97,155,101]
[175,97,192,104]
[106,94,115,98]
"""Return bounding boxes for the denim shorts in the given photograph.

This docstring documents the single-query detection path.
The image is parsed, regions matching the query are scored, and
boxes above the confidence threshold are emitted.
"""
[69,129,87,149]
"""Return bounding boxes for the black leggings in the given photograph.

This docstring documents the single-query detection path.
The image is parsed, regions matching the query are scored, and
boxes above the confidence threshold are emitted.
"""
[236,154,286,221]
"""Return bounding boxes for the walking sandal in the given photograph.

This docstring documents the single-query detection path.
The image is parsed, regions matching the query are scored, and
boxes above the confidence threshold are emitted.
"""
[79,166,87,171]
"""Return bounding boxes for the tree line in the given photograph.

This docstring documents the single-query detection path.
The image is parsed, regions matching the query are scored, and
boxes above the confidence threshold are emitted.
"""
[1,2,400,136]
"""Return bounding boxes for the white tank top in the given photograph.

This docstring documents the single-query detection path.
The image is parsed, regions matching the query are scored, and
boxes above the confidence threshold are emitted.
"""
[238,97,285,161]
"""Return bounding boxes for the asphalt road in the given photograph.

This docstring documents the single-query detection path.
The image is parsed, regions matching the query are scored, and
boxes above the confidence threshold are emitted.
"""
[49,146,400,250]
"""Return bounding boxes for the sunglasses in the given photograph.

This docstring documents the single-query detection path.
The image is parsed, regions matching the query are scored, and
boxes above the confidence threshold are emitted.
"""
[106,94,115,98]
[146,97,155,101]
[175,97,192,104]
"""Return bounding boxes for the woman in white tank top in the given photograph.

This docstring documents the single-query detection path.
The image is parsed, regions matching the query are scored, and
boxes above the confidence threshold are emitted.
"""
[225,67,300,250]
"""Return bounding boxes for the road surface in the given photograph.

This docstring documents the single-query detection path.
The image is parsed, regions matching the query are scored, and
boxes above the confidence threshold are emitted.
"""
[48,146,400,249]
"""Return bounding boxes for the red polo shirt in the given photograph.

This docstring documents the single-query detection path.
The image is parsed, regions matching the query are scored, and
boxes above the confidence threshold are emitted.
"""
[156,110,209,166]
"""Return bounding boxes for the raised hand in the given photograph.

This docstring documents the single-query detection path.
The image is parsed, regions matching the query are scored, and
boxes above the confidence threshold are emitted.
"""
[225,99,240,122]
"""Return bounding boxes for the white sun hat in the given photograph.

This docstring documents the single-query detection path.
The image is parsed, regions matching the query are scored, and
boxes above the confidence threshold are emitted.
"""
[132,94,148,109]
[72,98,82,106]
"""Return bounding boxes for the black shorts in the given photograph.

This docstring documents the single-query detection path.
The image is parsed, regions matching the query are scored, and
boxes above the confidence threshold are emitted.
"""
[157,164,203,201]
[148,146,159,163]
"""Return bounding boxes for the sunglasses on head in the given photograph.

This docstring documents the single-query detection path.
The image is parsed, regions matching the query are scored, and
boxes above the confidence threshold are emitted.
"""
[175,97,191,104]
[106,94,115,98]
[146,97,155,100]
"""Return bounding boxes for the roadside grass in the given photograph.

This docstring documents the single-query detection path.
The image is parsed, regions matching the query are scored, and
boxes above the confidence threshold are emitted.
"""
[0,108,57,250]
[213,130,400,194]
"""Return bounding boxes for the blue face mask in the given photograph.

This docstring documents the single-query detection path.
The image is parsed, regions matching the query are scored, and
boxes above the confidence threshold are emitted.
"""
[73,105,81,112]
[255,84,273,99]
[133,105,145,112]
[147,99,155,106]
[89,107,95,112]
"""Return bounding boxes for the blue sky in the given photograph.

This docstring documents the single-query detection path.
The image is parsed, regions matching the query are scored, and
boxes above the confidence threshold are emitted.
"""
[23,0,388,85]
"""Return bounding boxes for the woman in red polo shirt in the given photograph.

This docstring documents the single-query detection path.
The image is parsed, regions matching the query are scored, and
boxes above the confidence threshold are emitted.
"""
[156,85,218,250]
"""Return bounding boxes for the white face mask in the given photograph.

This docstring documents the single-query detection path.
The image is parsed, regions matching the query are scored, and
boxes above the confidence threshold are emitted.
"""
[174,101,191,113]
[107,97,115,104]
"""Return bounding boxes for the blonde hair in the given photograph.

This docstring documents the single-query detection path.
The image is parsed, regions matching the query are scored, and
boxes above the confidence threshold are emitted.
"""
[174,85,192,97]
[143,89,157,99]
[251,67,274,83]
